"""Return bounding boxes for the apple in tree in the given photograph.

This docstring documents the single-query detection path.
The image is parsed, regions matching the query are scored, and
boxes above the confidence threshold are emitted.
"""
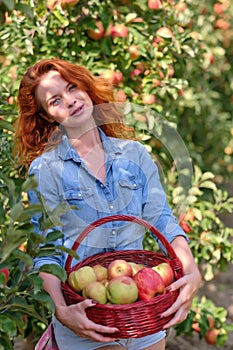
[116,89,127,102]
[106,276,138,304]
[100,69,115,84]
[0,268,9,285]
[192,322,200,333]
[82,281,107,304]
[93,264,108,282]
[87,21,105,41]
[205,328,219,345]
[114,71,123,84]
[107,259,132,280]
[152,262,174,287]
[111,24,128,38]
[128,262,145,276]
[142,94,156,105]
[128,45,140,60]
[68,266,96,292]
[133,267,165,300]
[61,0,80,9]
[148,0,163,10]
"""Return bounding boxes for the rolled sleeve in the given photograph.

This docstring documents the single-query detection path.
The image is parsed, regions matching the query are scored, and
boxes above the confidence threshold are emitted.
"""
[28,157,65,268]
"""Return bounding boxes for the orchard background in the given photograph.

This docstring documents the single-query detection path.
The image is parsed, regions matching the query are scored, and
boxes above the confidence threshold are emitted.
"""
[0,0,233,348]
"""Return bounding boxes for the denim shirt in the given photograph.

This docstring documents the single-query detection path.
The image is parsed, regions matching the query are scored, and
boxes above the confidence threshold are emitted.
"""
[28,129,187,269]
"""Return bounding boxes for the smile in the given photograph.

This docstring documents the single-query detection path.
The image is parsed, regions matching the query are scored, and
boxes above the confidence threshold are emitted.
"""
[71,104,84,117]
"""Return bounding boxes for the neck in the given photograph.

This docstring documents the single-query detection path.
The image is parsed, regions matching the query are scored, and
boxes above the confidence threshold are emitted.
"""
[68,127,102,155]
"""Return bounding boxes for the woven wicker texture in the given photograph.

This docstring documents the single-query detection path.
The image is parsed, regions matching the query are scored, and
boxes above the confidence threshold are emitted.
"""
[61,214,184,338]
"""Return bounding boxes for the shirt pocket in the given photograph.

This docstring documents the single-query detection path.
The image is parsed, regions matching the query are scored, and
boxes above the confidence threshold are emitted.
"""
[117,175,143,216]
[63,187,95,220]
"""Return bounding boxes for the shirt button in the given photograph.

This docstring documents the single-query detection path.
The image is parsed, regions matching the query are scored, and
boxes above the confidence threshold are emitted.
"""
[78,193,82,197]
[100,184,104,188]
[109,205,114,210]
[112,229,116,235]
[133,183,137,188]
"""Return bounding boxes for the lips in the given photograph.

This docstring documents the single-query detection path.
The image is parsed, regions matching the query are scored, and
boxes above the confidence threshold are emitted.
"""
[71,104,84,117]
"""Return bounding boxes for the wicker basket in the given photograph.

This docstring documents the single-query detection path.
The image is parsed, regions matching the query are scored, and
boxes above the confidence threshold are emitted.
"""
[61,214,184,338]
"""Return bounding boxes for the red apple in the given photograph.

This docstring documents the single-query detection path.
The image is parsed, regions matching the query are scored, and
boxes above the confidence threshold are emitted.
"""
[106,276,138,304]
[128,45,140,60]
[142,94,156,104]
[132,17,144,23]
[133,267,165,300]
[157,27,174,39]
[130,68,142,78]
[87,21,105,41]
[107,259,132,280]
[205,328,219,345]
[111,24,128,38]
[93,264,108,282]
[174,2,187,11]
[192,322,200,333]
[116,89,127,102]
[46,0,59,11]
[0,268,9,285]
[207,316,215,329]
[148,0,163,10]
[114,71,123,85]
[100,69,115,84]
[152,262,174,287]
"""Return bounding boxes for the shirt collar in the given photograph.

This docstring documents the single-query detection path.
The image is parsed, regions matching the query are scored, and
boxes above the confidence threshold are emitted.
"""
[58,127,123,161]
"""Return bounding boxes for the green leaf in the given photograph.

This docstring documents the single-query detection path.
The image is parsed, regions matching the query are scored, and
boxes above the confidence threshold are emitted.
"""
[9,202,24,221]
[0,315,16,334]
[0,119,14,132]
[39,264,67,282]
[199,181,217,191]
[46,230,64,243]
[201,172,215,181]
[15,3,34,19]
[13,249,33,266]
[16,203,42,221]
[56,245,79,260]
[22,175,38,191]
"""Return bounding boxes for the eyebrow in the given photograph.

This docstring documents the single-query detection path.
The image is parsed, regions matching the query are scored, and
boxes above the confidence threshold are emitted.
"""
[47,82,71,105]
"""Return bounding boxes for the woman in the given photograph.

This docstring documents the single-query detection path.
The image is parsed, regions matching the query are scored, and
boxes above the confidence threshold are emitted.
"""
[14,58,201,350]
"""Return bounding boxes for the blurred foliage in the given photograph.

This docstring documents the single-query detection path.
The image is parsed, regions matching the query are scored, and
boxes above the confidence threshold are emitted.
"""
[0,0,233,347]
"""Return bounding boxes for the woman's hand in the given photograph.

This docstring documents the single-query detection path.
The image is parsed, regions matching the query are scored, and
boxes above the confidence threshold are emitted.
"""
[55,299,119,342]
[161,236,202,329]
[161,268,202,329]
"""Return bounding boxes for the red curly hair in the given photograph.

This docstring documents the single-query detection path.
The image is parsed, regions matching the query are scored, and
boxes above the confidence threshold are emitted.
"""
[14,58,135,168]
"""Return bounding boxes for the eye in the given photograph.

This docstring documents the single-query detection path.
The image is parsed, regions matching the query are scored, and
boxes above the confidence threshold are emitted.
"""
[68,84,77,92]
[50,97,60,106]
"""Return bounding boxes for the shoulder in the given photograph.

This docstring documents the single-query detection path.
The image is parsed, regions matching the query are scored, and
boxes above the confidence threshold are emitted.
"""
[107,136,146,153]
[28,148,59,175]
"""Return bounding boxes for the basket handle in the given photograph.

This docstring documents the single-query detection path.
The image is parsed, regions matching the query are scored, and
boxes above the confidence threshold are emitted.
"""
[65,214,182,271]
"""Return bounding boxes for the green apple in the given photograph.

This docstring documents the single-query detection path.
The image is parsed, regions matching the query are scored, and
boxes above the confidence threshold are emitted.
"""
[93,264,108,282]
[152,262,174,287]
[68,266,96,292]
[106,276,138,304]
[128,262,145,276]
[82,281,107,304]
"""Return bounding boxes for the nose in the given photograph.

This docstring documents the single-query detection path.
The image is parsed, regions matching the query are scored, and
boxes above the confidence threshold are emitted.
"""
[65,94,76,108]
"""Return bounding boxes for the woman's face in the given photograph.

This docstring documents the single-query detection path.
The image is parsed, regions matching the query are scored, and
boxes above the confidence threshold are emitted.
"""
[36,70,94,128]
